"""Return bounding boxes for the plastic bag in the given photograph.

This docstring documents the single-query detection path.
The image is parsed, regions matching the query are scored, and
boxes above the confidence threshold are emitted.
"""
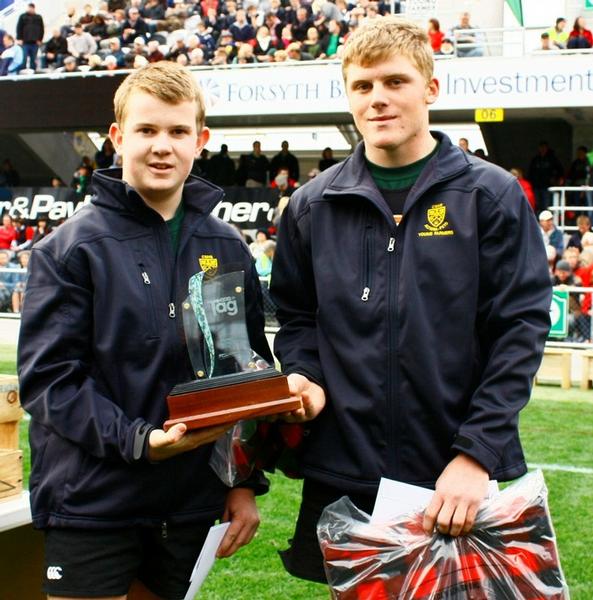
[317,470,569,599]
[209,419,306,487]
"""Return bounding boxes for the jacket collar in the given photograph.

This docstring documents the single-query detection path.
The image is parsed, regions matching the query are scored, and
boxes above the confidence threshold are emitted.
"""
[91,168,224,225]
[322,132,472,222]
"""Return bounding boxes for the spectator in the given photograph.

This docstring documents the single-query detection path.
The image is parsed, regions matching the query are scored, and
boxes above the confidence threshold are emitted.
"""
[142,0,166,23]
[167,37,188,62]
[256,239,276,278]
[87,53,104,71]
[281,24,294,48]
[211,46,230,65]
[106,37,126,67]
[270,140,300,182]
[60,5,79,38]
[88,14,108,42]
[209,144,236,186]
[249,228,270,259]
[11,217,34,252]
[30,217,51,246]
[292,7,312,42]
[319,19,343,58]
[1,159,20,186]
[238,141,270,187]
[78,3,95,27]
[121,6,149,45]
[67,22,97,64]
[216,30,237,61]
[0,34,24,76]
[16,2,44,71]
[539,209,564,256]
[11,250,30,314]
[103,54,119,70]
[0,249,15,311]
[567,16,592,49]
[458,137,472,153]
[319,147,338,171]
[270,166,297,196]
[552,259,581,286]
[264,11,284,43]
[273,48,288,62]
[50,176,65,187]
[233,43,256,64]
[286,41,314,61]
[195,21,216,59]
[302,27,322,58]
[133,54,149,69]
[435,37,454,56]
[42,29,68,69]
[546,17,569,49]
[60,55,80,73]
[528,141,564,212]
[146,39,164,62]
[450,11,484,57]
[510,167,536,211]
[230,9,256,43]
[0,214,17,250]
[253,25,279,61]
[538,32,553,51]
[192,148,211,178]
[95,138,116,169]
[427,18,444,53]
[189,48,206,66]
[567,215,592,251]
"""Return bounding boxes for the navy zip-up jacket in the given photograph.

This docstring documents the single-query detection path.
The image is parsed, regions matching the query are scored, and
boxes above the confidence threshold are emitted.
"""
[271,133,551,494]
[18,169,271,529]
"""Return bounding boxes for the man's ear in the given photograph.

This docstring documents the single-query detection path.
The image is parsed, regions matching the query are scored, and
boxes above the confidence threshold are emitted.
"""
[196,126,210,158]
[109,122,123,154]
[425,77,439,105]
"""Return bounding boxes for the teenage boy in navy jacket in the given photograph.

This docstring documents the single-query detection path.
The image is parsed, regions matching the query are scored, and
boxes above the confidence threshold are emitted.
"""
[271,17,551,584]
[18,61,271,599]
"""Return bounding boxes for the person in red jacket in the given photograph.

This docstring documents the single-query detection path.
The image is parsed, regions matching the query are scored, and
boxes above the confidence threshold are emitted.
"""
[567,16,593,49]
[510,167,536,211]
[0,213,16,250]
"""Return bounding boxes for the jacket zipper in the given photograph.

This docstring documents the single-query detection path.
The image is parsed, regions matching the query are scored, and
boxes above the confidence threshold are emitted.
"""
[138,263,159,337]
[387,232,399,478]
[361,226,374,301]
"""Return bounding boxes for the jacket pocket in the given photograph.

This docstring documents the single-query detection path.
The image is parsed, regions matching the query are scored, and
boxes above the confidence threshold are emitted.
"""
[360,225,374,302]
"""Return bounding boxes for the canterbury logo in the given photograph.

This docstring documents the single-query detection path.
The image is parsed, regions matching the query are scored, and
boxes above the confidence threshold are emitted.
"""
[47,566,63,580]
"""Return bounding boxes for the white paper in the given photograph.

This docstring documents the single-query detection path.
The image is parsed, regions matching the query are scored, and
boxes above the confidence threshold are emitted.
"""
[371,477,500,524]
[183,522,230,600]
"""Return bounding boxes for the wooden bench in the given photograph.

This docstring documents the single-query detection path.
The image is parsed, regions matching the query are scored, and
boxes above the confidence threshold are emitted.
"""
[580,350,593,390]
[535,348,572,389]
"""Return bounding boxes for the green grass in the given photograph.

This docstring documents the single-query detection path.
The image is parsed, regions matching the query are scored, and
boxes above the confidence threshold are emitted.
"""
[2,342,592,599]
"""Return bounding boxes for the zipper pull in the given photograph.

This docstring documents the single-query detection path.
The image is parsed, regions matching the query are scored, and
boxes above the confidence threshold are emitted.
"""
[141,271,151,285]
[168,302,176,318]
[387,237,396,252]
[361,287,370,302]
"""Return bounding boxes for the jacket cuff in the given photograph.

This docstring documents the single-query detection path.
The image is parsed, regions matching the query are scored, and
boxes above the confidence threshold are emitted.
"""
[132,421,156,462]
[284,366,326,390]
[234,469,270,496]
[451,433,499,476]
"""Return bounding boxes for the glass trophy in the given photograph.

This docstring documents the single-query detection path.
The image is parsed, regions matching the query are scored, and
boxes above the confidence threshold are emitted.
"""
[164,270,300,432]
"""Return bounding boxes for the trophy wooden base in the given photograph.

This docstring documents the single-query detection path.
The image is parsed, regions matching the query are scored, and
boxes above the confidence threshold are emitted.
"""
[164,369,300,431]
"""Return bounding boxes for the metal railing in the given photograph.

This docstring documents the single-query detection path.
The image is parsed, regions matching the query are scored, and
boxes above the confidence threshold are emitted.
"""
[549,285,593,347]
[548,186,593,232]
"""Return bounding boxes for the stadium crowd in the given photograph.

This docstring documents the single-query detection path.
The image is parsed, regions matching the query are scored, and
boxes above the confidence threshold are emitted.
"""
[1,2,591,75]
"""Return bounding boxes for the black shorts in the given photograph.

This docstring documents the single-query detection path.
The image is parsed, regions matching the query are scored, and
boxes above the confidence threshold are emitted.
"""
[279,478,376,584]
[43,522,214,599]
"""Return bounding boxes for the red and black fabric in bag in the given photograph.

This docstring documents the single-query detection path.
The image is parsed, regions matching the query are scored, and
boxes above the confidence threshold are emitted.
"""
[317,470,569,599]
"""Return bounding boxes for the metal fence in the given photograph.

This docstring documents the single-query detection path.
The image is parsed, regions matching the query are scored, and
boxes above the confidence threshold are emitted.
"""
[548,186,593,233]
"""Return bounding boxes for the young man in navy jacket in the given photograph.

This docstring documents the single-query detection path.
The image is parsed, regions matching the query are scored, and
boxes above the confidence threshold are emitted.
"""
[271,17,552,583]
[18,62,271,599]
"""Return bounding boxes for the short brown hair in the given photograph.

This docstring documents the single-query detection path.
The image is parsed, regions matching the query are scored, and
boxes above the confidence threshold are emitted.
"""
[113,62,206,130]
[341,16,434,83]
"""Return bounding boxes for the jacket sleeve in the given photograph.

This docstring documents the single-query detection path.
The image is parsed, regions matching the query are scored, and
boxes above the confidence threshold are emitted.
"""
[451,177,552,474]
[270,196,325,387]
[17,246,150,464]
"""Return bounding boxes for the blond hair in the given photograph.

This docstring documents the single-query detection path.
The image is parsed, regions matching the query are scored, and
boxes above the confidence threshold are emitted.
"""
[341,16,434,83]
[113,62,206,130]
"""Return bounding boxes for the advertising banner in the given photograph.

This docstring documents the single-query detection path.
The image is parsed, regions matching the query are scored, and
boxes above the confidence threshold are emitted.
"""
[0,187,279,229]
